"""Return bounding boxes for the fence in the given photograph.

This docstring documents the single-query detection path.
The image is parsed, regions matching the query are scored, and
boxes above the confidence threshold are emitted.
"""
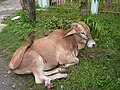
[98,0,120,15]
[49,0,91,14]
[38,0,120,15]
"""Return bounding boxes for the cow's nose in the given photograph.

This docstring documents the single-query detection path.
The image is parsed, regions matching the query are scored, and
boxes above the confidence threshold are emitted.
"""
[92,44,95,47]
[87,39,96,48]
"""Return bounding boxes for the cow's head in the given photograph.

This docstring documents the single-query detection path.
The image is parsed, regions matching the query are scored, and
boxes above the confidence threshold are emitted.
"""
[65,22,96,48]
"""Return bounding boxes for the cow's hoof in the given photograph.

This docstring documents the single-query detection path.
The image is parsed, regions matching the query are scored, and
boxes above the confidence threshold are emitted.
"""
[45,83,55,89]
[65,75,70,79]
[58,68,70,73]
[44,77,55,89]
[58,74,70,80]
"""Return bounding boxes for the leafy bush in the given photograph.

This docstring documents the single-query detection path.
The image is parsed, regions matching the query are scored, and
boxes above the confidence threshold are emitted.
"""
[45,16,72,30]
[0,6,120,90]
[44,14,105,41]
[81,15,105,39]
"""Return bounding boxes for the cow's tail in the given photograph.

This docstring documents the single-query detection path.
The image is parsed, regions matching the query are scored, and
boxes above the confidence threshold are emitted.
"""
[9,30,36,70]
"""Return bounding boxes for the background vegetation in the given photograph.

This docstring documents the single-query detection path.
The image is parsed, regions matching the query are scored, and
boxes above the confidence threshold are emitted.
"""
[0,4,120,90]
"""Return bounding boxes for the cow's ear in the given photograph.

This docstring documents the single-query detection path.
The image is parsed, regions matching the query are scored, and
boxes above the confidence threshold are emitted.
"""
[64,22,79,37]
[64,29,76,37]
[71,22,79,27]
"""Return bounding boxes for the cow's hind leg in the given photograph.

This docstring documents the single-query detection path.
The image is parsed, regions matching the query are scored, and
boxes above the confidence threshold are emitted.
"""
[31,54,54,89]
[32,69,53,89]
[44,68,67,76]
[47,73,68,80]
[31,55,48,84]
[32,69,44,83]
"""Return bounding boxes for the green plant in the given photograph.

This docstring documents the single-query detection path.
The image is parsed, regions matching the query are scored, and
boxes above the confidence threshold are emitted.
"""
[45,16,72,30]
[20,11,29,23]
[81,15,105,40]
[0,6,120,90]
[94,0,104,2]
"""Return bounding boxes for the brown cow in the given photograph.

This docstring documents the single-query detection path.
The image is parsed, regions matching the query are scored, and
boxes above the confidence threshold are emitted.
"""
[9,22,95,88]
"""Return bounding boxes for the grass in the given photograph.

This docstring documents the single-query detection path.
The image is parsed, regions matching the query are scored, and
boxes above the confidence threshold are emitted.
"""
[0,0,5,2]
[0,6,120,90]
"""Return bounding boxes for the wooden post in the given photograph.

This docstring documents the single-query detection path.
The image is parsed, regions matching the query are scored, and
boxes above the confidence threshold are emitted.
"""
[20,0,36,21]
[26,0,36,21]
[104,0,112,7]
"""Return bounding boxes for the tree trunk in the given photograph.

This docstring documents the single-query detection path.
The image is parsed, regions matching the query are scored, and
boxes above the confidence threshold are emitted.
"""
[26,0,36,21]
[20,0,27,10]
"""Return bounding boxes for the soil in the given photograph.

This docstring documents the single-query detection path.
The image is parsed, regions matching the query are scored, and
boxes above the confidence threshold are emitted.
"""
[0,58,21,90]
[0,0,23,90]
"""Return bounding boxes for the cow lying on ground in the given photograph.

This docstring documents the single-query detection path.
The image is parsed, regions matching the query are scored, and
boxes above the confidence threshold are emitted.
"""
[9,22,95,89]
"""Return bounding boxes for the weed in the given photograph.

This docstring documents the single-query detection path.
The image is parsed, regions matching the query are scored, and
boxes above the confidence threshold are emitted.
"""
[0,6,120,90]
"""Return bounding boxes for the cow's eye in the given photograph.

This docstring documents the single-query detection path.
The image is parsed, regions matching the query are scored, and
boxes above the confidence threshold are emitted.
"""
[81,32,86,35]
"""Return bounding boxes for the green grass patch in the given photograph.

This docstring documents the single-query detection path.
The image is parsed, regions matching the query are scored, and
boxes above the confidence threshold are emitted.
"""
[0,7,120,90]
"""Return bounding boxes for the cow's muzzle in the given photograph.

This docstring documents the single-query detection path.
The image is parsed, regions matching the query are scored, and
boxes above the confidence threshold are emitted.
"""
[87,39,96,48]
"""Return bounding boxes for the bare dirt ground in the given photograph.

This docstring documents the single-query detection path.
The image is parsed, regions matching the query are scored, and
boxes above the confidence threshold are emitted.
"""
[0,0,21,22]
[0,58,21,90]
[0,45,25,90]
[0,0,23,90]
[0,46,26,90]
[0,0,21,32]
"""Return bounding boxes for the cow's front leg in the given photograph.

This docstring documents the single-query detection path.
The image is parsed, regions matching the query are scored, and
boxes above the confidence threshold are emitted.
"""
[59,56,79,68]
[44,68,68,76]
[47,73,68,80]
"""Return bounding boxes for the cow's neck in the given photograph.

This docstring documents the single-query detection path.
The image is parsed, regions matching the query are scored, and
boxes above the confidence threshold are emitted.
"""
[74,34,87,50]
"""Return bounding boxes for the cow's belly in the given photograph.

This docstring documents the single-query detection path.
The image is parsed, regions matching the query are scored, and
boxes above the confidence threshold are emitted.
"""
[42,58,59,70]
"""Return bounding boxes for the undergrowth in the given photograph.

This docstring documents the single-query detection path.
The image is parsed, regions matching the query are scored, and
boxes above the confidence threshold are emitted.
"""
[0,7,120,90]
